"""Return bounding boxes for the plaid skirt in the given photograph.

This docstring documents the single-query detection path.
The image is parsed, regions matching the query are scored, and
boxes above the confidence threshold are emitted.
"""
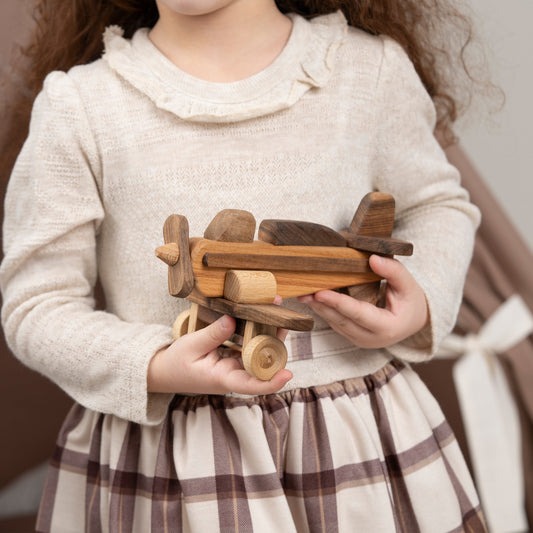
[36,361,485,532]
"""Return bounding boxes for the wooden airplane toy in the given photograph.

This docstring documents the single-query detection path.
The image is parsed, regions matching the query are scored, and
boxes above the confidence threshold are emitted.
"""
[155,192,413,381]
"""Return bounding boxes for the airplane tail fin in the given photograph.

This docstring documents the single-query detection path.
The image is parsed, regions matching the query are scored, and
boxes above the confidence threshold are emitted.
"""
[345,192,396,306]
[349,192,395,238]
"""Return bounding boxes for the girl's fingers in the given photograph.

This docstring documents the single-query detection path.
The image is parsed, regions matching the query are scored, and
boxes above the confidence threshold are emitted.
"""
[150,315,293,394]
[222,368,293,396]
[297,257,429,350]
[209,354,292,394]
[303,296,394,348]
[162,292,294,395]
[305,290,389,336]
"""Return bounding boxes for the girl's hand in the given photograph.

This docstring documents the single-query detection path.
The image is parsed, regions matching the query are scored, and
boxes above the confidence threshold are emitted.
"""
[298,255,429,349]
[147,314,292,395]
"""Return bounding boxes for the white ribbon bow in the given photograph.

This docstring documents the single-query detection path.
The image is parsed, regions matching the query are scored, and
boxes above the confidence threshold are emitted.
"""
[438,295,533,533]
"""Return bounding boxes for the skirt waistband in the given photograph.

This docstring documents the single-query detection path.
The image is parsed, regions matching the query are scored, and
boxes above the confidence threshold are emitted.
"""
[286,328,361,362]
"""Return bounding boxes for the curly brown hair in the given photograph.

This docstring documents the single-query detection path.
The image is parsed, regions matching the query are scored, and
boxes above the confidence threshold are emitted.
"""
[0,0,491,188]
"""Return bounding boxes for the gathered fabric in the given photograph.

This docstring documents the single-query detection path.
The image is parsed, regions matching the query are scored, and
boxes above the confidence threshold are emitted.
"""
[102,12,346,123]
[37,362,484,532]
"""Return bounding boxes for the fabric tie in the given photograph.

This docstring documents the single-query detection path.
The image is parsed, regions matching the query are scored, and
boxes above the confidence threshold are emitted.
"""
[437,294,532,533]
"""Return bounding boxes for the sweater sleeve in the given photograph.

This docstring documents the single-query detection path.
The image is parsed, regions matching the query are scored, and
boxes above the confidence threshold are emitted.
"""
[0,72,174,425]
[372,37,481,362]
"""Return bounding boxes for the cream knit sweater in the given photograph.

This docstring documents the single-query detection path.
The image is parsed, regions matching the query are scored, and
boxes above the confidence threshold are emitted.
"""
[0,12,480,425]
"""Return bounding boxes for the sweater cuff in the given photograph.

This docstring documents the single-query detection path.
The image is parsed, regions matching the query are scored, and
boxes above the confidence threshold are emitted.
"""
[122,326,175,425]
[386,317,434,363]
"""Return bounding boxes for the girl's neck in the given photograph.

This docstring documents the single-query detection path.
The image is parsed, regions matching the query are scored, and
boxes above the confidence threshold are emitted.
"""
[149,1,293,83]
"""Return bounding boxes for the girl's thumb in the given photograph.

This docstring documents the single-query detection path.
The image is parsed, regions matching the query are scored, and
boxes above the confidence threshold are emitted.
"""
[191,315,236,354]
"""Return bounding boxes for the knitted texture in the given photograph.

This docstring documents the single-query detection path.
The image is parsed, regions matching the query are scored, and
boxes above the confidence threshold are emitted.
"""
[0,12,480,425]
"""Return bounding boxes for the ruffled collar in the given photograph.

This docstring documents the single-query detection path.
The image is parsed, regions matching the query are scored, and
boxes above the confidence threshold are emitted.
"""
[102,11,347,123]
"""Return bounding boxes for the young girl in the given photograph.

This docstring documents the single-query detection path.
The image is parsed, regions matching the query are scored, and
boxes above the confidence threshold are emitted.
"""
[1,0,487,531]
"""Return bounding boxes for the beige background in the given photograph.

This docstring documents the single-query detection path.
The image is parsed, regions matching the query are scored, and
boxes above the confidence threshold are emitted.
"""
[458,0,533,251]
[0,0,31,65]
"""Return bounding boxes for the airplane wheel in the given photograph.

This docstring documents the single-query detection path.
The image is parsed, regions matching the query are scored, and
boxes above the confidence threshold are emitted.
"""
[242,335,287,381]
[172,310,190,339]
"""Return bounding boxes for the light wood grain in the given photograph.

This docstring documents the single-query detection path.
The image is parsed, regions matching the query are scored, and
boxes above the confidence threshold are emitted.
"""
[190,238,380,298]
[242,320,277,348]
[223,270,277,304]
[242,320,258,349]
[172,309,190,339]
[204,209,256,243]
[155,243,180,266]
[242,334,287,380]
[187,303,200,334]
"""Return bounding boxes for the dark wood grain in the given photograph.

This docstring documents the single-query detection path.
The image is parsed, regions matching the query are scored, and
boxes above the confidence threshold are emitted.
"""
[341,232,413,256]
[345,281,383,305]
[187,289,314,331]
[259,220,346,246]
[202,252,373,273]
[163,214,195,298]
[344,193,396,300]
[350,192,395,237]
[195,304,249,337]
